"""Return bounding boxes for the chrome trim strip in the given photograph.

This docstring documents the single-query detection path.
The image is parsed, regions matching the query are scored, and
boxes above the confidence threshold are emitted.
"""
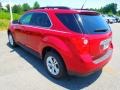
[93,49,113,64]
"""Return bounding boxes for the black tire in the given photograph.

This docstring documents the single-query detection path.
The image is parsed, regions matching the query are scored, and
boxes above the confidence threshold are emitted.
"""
[8,32,16,47]
[44,51,66,79]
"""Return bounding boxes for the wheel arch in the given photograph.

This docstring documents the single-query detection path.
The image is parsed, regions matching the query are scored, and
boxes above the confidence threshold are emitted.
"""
[7,29,11,34]
[42,46,67,72]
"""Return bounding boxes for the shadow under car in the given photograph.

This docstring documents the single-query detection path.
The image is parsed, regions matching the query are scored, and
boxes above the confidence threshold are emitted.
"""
[7,43,102,90]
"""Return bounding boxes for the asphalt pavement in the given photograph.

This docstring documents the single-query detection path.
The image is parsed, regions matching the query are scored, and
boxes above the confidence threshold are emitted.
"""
[0,23,120,90]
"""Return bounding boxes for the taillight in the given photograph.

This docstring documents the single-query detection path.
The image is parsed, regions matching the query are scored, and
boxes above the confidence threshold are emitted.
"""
[71,36,89,54]
[82,38,89,45]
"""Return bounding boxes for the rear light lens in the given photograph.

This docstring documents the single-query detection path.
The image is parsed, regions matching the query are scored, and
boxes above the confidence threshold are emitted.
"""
[83,38,89,45]
[71,37,89,54]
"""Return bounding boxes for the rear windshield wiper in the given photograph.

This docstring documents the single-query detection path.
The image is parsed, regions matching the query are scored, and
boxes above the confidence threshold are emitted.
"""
[94,29,107,32]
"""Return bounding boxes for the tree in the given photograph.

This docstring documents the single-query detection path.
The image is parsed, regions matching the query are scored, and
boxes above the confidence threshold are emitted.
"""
[22,3,31,11]
[12,5,23,14]
[108,10,113,16]
[33,1,40,9]
[102,3,117,14]
[0,2,2,8]
[118,10,120,16]
[0,2,2,11]
[6,4,10,11]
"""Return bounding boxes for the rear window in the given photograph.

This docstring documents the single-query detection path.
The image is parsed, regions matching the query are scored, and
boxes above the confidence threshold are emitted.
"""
[79,15,110,34]
[56,13,110,34]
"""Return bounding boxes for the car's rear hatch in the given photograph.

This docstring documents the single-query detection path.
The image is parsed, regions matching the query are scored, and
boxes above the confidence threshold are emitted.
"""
[56,11,112,59]
[79,14,112,59]
[85,32,112,60]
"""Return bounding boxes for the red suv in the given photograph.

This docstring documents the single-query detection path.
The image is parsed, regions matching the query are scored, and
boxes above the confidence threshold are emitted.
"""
[8,7,113,78]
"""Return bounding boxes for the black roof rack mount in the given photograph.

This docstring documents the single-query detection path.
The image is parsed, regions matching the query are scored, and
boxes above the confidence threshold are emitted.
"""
[39,6,70,9]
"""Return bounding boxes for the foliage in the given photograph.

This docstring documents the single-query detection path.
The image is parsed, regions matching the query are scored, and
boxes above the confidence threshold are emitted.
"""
[0,19,9,31]
[12,5,23,14]
[6,4,10,11]
[107,10,113,16]
[99,3,117,14]
[0,10,21,30]
[117,10,120,16]
[0,2,2,8]
[33,1,40,9]
[22,3,31,11]
[0,10,21,20]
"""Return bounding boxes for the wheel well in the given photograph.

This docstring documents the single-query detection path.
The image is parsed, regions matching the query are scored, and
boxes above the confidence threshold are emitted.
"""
[42,47,59,60]
[42,46,67,72]
[8,29,11,34]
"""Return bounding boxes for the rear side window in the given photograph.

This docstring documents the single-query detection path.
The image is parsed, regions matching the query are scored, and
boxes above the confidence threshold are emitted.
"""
[19,13,33,25]
[30,12,51,27]
[56,13,82,33]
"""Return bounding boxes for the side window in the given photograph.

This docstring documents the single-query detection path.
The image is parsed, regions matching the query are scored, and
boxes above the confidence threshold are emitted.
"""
[19,13,33,25]
[30,12,51,27]
[56,13,82,33]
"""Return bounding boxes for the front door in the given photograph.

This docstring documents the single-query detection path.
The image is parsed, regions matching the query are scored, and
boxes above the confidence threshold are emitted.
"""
[14,13,33,45]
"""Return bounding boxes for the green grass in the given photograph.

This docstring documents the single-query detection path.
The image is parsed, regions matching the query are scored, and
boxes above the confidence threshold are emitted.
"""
[0,19,10,31]
[0,10,21,31]
[0,10,21,20]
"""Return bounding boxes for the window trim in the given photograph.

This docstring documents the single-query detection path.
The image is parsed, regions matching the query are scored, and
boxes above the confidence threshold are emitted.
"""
[30,12,53,28]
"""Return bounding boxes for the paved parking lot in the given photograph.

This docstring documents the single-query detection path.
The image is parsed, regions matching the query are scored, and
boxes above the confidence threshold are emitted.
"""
[0,23,120,90]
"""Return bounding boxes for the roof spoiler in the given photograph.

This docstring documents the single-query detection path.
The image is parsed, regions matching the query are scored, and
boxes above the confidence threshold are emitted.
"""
[39,6,70,9]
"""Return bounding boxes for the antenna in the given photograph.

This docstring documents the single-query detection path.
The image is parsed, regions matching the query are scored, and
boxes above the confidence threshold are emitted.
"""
[81,0,87,9]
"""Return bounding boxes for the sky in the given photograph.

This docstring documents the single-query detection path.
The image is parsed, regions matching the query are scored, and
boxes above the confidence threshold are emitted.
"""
[1,0,120,10]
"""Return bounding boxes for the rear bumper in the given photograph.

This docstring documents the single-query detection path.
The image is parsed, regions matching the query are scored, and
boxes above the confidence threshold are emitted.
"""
[68,49,113,76]
[93,49,112,64]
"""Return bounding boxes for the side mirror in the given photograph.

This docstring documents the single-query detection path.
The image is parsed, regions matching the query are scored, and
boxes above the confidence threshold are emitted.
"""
[12,20,21,24]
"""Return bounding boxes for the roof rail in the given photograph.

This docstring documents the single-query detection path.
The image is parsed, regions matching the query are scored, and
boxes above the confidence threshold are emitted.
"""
[39,6,70,9]
[75,9,89,10]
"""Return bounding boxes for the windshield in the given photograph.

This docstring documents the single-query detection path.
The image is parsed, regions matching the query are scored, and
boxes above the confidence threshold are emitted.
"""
[56,13,110,34]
